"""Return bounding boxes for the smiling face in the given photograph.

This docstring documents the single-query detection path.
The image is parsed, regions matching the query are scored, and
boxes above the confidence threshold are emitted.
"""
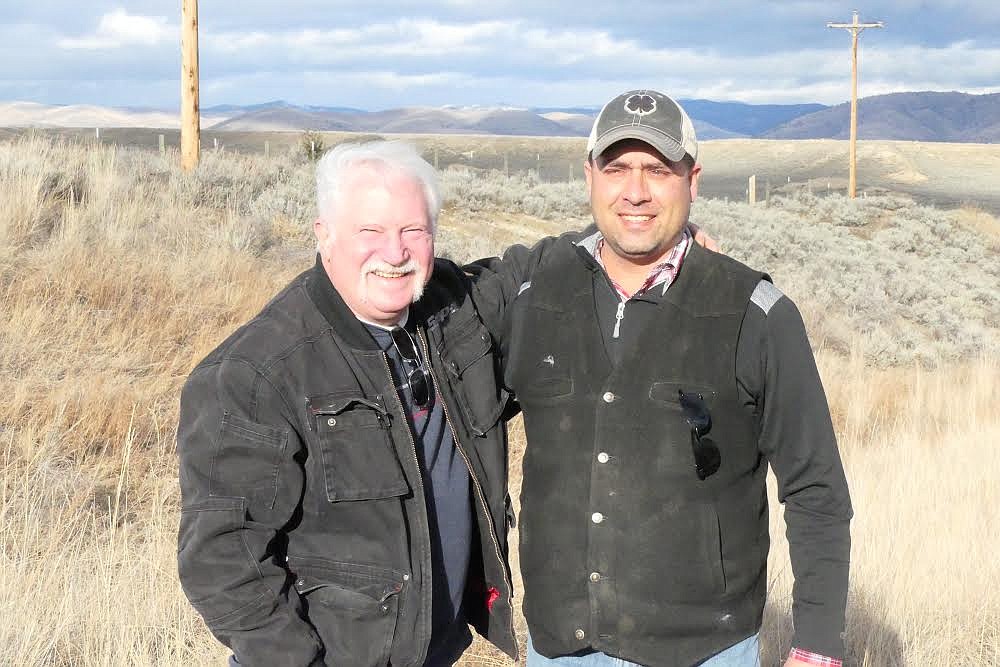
[314,166,434,326]
[584,139,701,268]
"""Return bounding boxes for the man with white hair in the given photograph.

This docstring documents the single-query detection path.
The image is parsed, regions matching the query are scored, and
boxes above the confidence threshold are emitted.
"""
[177,141,517,666]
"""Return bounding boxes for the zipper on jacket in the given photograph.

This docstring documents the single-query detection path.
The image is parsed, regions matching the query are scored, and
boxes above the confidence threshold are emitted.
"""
[378,351,431,663]
[417,329,517,646]
[612,301,625,339]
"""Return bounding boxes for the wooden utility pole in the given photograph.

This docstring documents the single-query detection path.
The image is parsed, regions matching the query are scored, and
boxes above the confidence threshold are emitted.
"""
[828,11,883,198]
[181,0,200,171]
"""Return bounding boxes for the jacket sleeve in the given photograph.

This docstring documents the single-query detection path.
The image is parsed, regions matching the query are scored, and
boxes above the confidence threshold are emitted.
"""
[739,291,853,660]
[177,358,325,667]
[462,233,567,340]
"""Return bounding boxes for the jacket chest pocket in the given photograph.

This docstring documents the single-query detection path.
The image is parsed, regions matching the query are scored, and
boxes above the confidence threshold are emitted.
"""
[439,321,505,436]
[646,381,719,472]
[508,305,574,403]
[648,381,718,416]
[309,395,410,502]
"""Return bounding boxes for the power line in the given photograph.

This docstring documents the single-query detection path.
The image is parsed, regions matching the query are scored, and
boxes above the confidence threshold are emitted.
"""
[181,0,200,171]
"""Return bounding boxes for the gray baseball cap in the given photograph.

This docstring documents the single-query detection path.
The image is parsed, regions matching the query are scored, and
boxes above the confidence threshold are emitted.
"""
[586,89,698,163]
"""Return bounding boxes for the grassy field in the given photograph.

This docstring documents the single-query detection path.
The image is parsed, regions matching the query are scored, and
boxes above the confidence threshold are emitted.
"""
[0,135,998,666]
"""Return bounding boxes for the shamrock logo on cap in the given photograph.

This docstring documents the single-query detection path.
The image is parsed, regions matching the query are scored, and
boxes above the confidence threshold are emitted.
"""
[624,93,656,116]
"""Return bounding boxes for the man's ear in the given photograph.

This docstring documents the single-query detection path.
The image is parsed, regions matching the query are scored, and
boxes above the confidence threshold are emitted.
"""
[688,163,702,202]
[314,218,329,245]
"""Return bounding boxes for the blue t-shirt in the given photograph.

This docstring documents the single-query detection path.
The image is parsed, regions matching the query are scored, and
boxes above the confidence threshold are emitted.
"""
[365,321,473,666]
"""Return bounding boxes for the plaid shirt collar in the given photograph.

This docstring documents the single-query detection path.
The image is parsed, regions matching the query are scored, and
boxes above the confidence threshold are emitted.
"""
[580,227,691,301]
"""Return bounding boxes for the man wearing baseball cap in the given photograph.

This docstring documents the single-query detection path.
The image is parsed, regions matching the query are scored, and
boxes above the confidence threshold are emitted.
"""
[471,90,852,666]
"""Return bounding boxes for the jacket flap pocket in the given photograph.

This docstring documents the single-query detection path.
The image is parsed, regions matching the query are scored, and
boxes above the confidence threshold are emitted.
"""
[289,558,406,602]
[308,392,386,417]
[441,328,492,377]
[438,321,506,436]
[519,375,574,401]
[315,404,409,502]
[288,558,405,666]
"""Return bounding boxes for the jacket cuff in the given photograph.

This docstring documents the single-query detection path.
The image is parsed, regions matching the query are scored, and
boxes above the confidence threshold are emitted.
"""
[791,620,845,662]
[790,647,843,666]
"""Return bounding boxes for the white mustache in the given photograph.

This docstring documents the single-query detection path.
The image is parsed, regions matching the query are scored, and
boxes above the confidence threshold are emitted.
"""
[361,258,419,276]
[358,258,426,305]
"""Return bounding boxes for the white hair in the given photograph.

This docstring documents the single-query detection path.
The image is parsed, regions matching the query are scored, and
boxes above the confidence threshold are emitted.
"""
[315,140,441,235]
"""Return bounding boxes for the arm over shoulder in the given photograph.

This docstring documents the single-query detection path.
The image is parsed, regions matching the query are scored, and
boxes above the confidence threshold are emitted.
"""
[463,232,572,338]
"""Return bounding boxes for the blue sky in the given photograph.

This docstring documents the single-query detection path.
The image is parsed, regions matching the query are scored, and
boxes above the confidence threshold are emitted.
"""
[3,1,1000,109]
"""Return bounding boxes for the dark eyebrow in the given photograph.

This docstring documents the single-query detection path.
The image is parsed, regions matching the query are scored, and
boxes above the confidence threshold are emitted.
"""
[600,157,676,171]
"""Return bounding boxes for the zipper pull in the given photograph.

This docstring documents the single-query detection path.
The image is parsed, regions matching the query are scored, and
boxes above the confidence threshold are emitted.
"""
[612,301,625,339]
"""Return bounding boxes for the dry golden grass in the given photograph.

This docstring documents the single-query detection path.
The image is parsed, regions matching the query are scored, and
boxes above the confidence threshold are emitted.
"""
[954,205,1000,252]
[1,136,997,666]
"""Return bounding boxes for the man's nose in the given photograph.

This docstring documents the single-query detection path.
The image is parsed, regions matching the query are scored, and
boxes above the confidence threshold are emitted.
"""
[380,232,408,264]
[622,169,651,204]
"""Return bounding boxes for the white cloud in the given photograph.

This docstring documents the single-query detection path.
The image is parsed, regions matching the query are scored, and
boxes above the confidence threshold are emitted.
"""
[863,42,1000,88]
[9,6,1000,108]
[207,19,511,59]
[57,9,175,50]
[192,17,1000,107]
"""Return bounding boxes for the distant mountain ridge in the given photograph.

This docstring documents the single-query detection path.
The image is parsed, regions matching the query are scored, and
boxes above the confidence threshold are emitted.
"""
[205,100,798,139]
[0,101,229,129]
[1,92,997,143]
[202,100,365,115]
[764,91,1000,142]
[680,99,828,137]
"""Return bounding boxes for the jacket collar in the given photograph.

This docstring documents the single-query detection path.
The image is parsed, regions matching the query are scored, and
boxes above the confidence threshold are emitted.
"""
[303,253,381,351]
[575,229,602,256]
[664,238,709,298]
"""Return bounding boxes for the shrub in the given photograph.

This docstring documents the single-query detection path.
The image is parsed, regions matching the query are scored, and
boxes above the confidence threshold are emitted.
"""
[300,130,326,161]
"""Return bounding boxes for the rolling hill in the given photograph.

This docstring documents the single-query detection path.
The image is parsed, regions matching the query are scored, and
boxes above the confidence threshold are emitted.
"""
[680,99,827,136]
[2,92,998,143]
[765,91,1000,142]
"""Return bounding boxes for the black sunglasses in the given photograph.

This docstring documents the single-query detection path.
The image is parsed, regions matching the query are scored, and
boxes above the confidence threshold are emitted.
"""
[390,327,431,408]
[678,390,721,480]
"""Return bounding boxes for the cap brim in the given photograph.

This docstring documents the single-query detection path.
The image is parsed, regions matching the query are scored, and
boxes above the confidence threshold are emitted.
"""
[589,126,687,162]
